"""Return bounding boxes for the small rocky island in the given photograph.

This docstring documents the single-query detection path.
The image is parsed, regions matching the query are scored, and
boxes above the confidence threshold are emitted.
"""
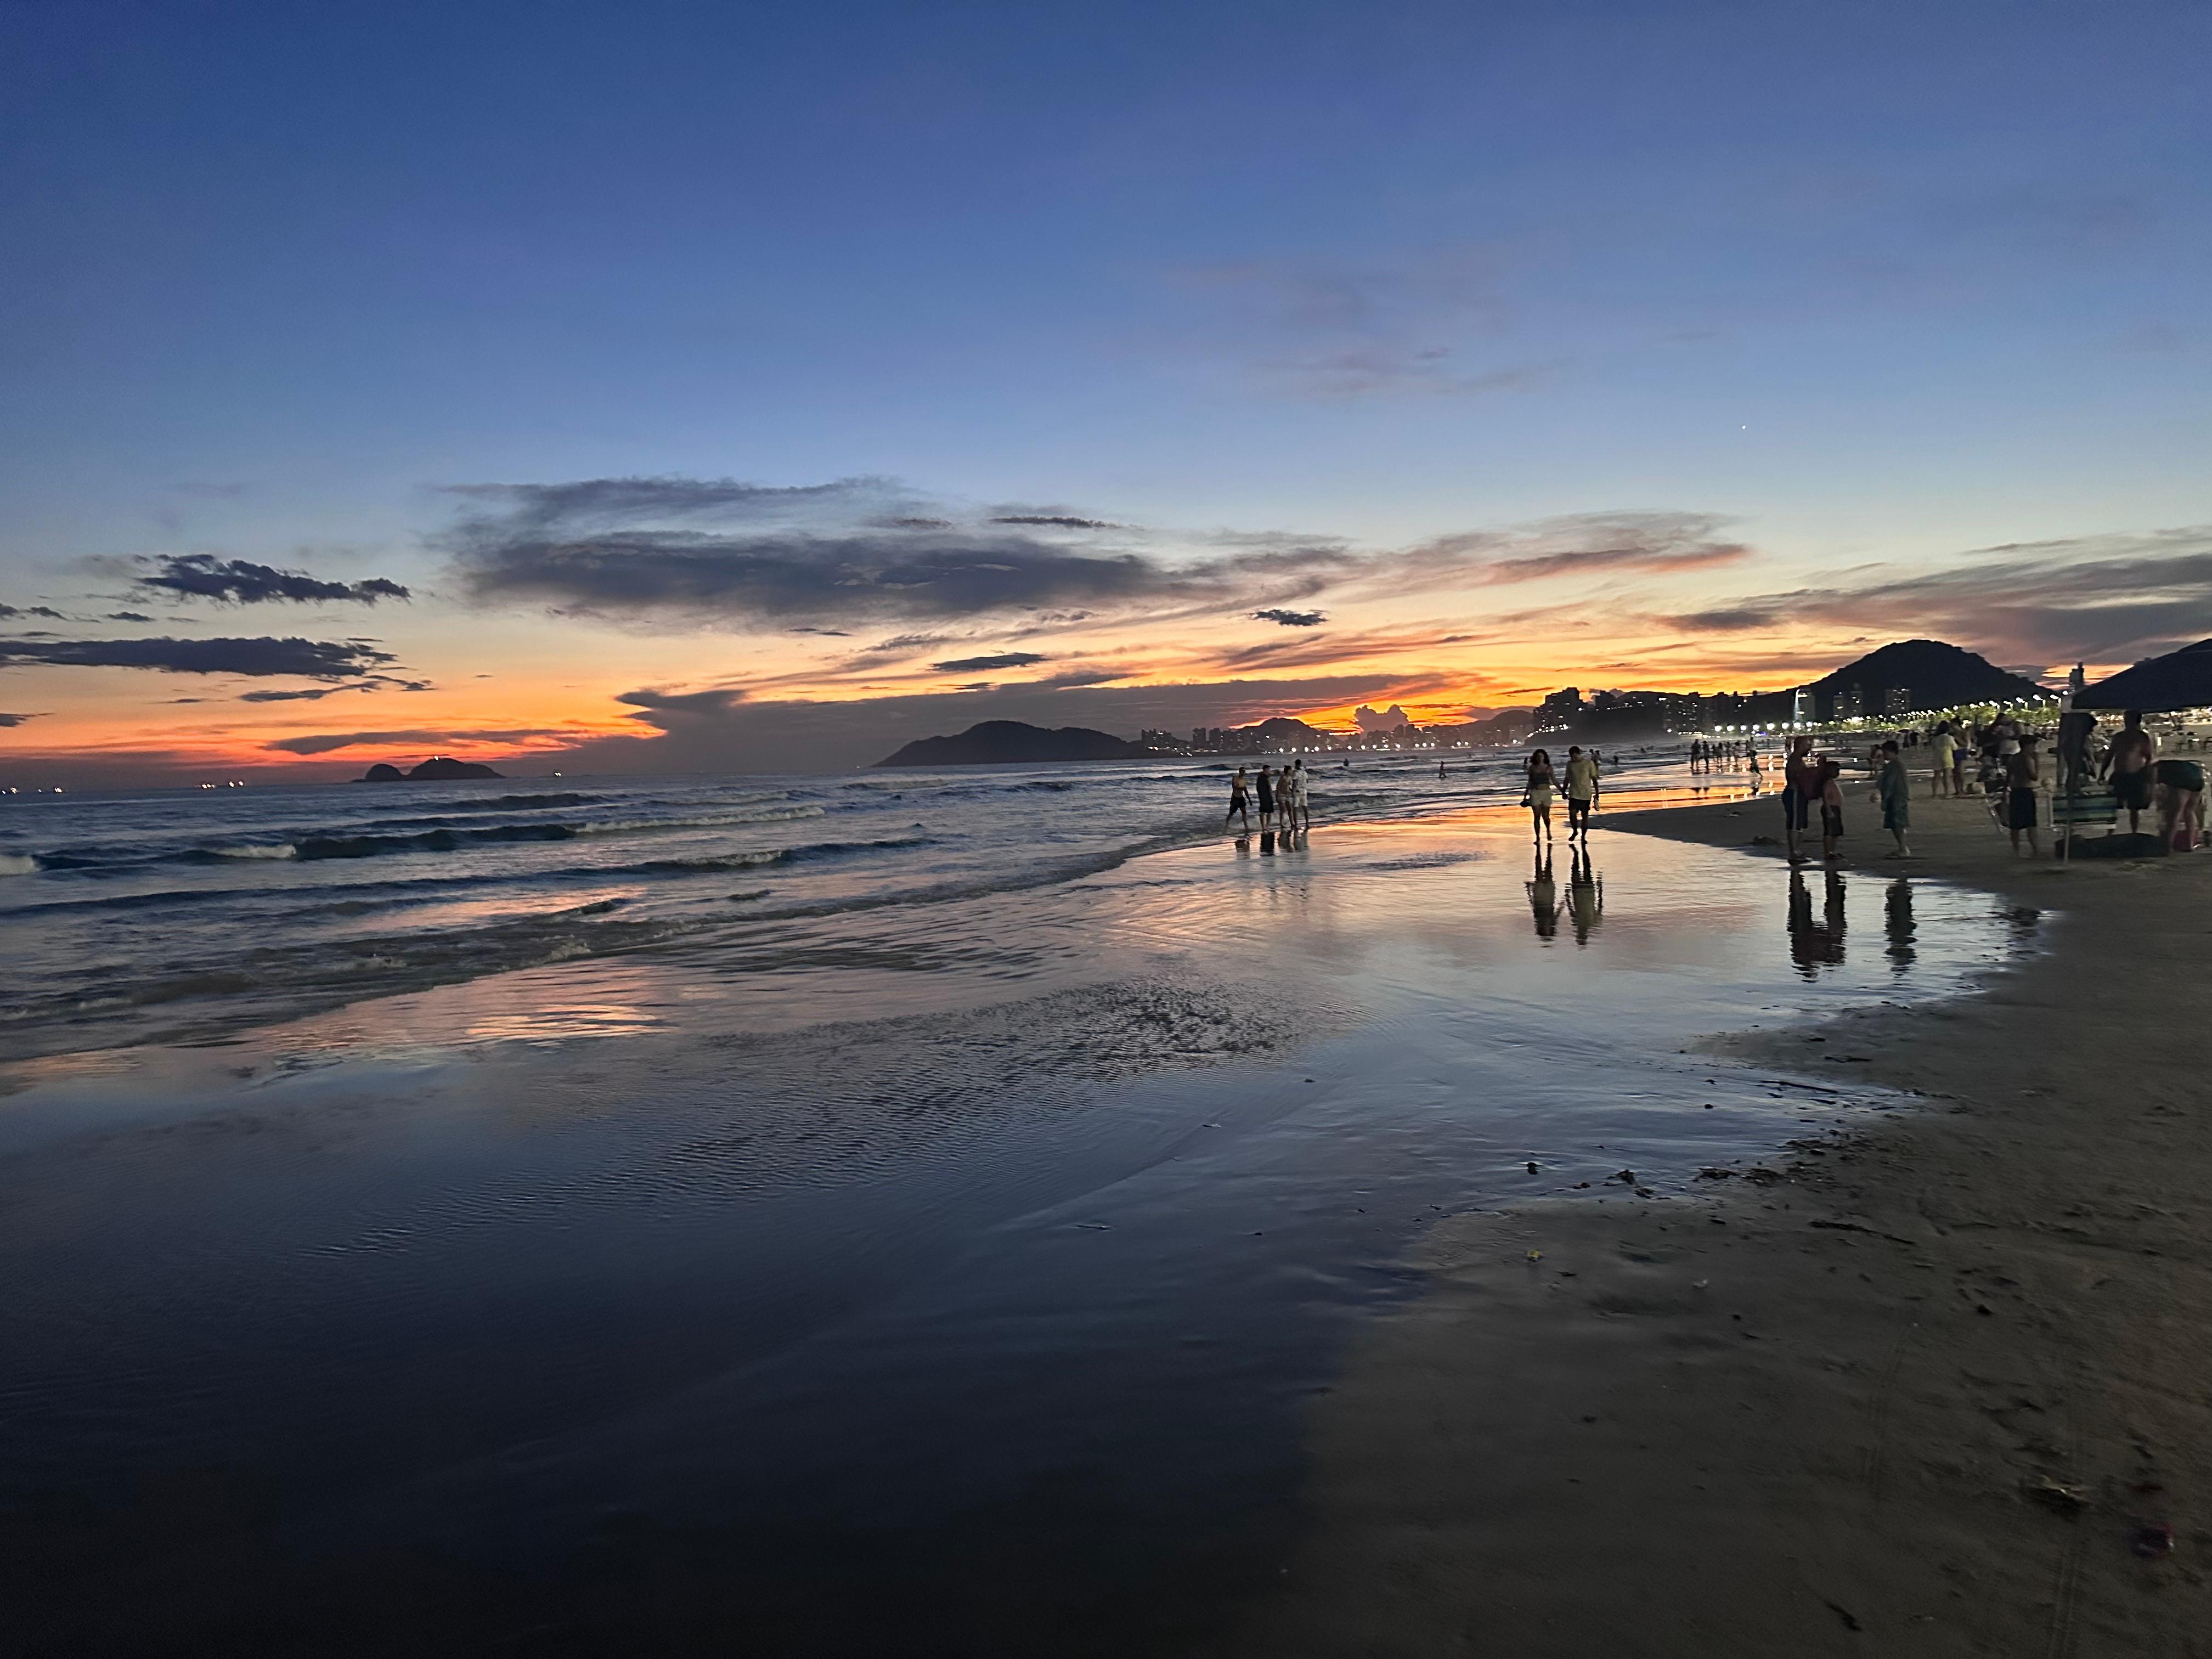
[358,756,505,781]
[877,720,1142,767]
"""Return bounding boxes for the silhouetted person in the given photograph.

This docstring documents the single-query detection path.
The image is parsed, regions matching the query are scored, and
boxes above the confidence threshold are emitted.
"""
[2006,735,2041,857]
[1564,745,1598,837]
[1226,767,1251,832]
[1781,735,1815,861]
[2103,709,2156,833]
[1525,748,1556,842]
[1256,763,1276,827]
[1876,740,1912,857]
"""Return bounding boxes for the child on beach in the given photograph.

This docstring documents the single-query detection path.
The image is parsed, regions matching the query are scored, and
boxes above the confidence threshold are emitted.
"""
[1819,759,1846,861]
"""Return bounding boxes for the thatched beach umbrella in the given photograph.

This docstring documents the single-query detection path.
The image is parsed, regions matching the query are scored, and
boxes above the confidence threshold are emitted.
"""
[2074,639,2212,712]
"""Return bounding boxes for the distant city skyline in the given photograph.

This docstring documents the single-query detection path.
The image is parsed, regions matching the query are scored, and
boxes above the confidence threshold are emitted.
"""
[3,2,2207,784]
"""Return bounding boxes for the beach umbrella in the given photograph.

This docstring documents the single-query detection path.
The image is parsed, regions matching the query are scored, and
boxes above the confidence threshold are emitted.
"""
[2074,639,2212,712]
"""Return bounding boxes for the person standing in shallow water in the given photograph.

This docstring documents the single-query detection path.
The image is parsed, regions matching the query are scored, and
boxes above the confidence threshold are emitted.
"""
[1287,758,1311,830]
[1226,767,1251,833]
[1525,748,1556,842]
[1256,763,1276,829]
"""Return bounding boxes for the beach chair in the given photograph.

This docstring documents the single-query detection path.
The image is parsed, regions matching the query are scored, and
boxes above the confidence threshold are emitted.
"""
[2051,785,2118,862]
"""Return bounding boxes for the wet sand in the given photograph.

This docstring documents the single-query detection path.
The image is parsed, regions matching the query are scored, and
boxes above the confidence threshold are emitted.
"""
[1230,792,2212,1657]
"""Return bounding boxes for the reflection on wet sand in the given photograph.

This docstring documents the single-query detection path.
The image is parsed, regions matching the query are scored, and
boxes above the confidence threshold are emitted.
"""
[1526,850,1558,941]
[1786,866,1848,977]
[1782,869,1924,979]
[1884,878,1916,970]
[1566,844,1604,946]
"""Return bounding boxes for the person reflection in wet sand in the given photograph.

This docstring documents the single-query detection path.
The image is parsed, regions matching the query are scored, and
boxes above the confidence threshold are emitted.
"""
[1884,877,1916,971]
[1567,843,1603,946]
[1526,848,1559,940]
[1786,866,1848,978]
[1259,830,1276,856]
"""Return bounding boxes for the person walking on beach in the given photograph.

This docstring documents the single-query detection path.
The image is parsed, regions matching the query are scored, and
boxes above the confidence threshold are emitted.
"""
[2103,709,2157,834]
[2006,735,2042,857]
[1525,748,1557,842]
[1563,745,1599,837]
[1875,740,1913,857]
[1256,764,1276,828]
[1226,767,1252,833]
[1781,735,1816,861]
[1930,721,1957,797]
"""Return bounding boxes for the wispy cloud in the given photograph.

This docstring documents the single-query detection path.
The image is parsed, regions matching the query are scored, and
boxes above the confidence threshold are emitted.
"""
[1252,608,1327,627]
[262,727,568,755]
[929,651,1047,673]
[1651,527,2212,667]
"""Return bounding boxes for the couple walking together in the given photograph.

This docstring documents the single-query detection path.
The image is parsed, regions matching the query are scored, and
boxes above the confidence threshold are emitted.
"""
[1523,745,1600,840]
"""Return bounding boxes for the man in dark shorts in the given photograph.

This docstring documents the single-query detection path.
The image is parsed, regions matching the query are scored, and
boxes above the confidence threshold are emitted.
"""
[2102,709,2157,833]
[1780,735,1815,861]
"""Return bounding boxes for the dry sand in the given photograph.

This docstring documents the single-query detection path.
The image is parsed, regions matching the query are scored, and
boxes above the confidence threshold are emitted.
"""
[1224,791,2212,1657]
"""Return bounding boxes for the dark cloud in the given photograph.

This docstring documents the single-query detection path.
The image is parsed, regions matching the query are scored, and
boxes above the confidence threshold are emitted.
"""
[0,712,38,727]
[991,515,1116,529]
[0,604,66,620]
[1663,607,1777,632]
[1253,608,1327,627]
[137,554,411,606]
[443,477,1276,629]
[444,476,1753,640]
[0,636,396,678]
[262,727,565,756]
[929,652,1047,673]
[562,674,1411,774]
[105,611,155,623]
[1396,513,1752,589]
[1652,527,2212,667]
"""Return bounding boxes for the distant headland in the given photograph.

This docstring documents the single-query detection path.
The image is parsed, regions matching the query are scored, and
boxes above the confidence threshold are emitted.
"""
[874,641,2059,767]
[877,721,1142,767]
[357,756,504,781]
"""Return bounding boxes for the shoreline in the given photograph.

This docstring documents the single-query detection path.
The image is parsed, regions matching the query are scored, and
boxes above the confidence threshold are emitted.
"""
[1226,793,2212,1656]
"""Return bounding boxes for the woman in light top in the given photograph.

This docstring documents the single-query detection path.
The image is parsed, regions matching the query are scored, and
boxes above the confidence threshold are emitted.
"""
[1525,748,1556,842]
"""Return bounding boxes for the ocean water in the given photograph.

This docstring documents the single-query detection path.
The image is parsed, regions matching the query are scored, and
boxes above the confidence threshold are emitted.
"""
[0,751,2038,1655]
[1,747,1705,1061]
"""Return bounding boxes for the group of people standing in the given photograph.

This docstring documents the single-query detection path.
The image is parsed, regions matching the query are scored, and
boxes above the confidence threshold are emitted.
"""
[1521,745,1603,841]
[1224,760,1310,833]
[1686,738,1754,773]
[1778,734,1915,862]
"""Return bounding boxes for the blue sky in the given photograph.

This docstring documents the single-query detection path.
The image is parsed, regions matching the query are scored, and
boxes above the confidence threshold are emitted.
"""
[2,0,2208,778]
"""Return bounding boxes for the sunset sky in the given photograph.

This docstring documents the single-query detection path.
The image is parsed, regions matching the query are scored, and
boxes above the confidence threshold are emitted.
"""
[3,1,2207,785]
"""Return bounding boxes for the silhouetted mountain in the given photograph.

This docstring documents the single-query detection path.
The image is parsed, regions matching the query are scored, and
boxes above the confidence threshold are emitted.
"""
[1792,639,2046,719]
[358,756,504,781]
[877,720,1141,766]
